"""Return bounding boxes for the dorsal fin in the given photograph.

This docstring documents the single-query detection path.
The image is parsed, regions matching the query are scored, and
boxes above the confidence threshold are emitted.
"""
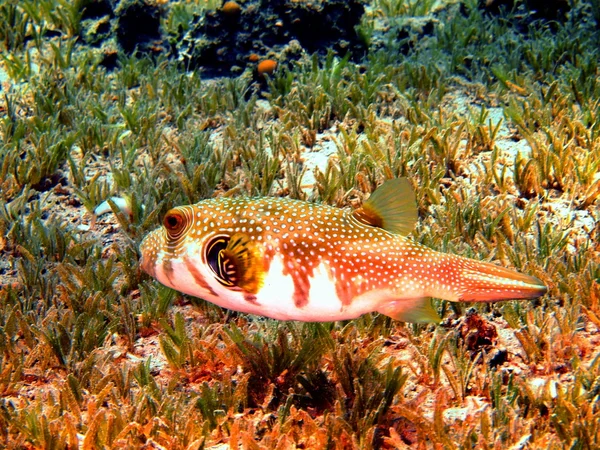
[219,233,264,294]
[352,178,418,235]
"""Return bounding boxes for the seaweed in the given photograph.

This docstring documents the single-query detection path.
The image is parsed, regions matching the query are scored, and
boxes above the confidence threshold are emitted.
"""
[0,0,598,448]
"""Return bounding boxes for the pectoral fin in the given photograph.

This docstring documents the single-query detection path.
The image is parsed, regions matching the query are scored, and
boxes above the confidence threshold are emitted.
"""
[377,298,441,323]
[219,233,265,294]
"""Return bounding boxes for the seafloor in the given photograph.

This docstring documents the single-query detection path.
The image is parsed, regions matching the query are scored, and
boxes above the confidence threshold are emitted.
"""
[0,0,599,448]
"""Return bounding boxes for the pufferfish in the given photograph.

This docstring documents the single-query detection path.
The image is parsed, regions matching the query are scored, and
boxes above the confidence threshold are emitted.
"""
[139,179,547,323]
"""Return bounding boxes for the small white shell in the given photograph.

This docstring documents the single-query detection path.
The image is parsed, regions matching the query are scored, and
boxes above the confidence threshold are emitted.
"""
[94,197,131,218]
[85,196,143,229]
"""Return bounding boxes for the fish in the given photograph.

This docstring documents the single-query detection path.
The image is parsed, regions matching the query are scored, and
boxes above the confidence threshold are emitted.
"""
[139,179,547,323]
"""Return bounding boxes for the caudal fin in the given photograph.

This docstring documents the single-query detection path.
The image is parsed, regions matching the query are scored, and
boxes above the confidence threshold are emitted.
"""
[456,259,547,302]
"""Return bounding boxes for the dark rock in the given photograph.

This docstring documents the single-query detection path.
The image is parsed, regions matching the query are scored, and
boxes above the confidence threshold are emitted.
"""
[488,347,508,368]
[175,0,367,77]
[31,172,68,193]
[480,0,571,21]
[81,15,112,46]
[61,0,367,76]
[81,0,114,20]
[115,0,166,54]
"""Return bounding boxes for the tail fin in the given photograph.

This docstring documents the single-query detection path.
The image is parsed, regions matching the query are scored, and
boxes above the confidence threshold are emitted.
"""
[456,258,547,302]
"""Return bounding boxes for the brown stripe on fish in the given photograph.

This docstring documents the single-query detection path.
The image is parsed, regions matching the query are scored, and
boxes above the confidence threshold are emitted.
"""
[334,276,355,307]
[243,293,259,304]
[184,258,217,296]
[225,285,259,304]
[163,259,175,285]
[292,275,310,308]
[275,249,310,309]
[286,265,313,309]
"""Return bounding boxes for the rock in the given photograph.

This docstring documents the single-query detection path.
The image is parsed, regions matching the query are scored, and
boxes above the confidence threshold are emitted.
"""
[175,0,366,77]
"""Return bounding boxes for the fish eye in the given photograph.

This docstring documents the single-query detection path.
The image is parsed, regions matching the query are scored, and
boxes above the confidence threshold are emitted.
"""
[163,209,187,238]
[205,236,237,287]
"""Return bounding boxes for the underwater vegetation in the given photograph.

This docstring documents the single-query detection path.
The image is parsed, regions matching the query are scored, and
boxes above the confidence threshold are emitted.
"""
[0,0,598,448]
